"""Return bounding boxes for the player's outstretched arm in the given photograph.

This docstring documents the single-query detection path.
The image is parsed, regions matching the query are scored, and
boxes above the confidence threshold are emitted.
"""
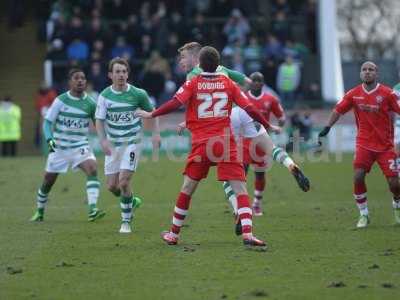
[135,97,183,119]
[318,111,341,144]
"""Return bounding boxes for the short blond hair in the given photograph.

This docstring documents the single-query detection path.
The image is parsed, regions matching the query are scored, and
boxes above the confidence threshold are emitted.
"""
[178,42,202,54]
[108,57,130,73]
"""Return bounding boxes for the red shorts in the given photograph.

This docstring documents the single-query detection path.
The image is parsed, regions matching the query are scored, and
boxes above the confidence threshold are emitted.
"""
[353,146,399,177]
[241,138,270,170]
[184,136,246,181]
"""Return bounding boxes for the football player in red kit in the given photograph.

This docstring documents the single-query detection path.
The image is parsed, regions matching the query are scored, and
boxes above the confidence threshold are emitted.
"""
[319,61,400,228]
[244,72,286,215]
[136,46,281,248]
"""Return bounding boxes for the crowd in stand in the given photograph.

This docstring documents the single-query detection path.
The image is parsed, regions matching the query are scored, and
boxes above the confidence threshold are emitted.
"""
[35,0,318,110]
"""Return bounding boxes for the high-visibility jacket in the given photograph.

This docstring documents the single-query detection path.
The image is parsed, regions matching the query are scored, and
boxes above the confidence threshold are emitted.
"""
[0,102,21,141]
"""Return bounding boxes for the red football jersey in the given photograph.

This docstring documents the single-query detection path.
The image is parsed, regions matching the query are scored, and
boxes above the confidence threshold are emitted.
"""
[174,73,251,143]
[246,91,284,122]
[335,83,400,152]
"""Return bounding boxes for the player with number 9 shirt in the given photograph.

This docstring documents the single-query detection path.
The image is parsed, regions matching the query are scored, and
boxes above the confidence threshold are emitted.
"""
[95,57,160,234]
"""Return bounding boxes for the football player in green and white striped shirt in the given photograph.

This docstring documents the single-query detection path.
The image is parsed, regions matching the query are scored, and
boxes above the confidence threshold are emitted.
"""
[30,69,105,222]
[95,57,160,233]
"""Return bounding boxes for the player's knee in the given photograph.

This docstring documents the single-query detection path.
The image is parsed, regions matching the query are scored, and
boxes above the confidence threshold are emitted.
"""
[353,170,366,183]
[87,166,97,177]
[388,177,400,195]
[43,173,57,186]
[107,182,118,193]
[118,177,130,192]
[181,183,194,195]
[181,178,197,195]
[255,171,265,180]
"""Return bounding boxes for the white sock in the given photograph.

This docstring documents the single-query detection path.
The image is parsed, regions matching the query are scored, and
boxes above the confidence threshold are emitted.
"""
[393,198,400,209]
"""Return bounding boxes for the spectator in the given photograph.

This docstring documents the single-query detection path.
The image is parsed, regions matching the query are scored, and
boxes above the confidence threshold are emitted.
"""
[223,9,250,45]
[232,51,245,74]
[87,17,110,46]
[277,55,301,109]
[209,0,231,18]
[271,0,291,15]
[65,16,86,44]
[34,83,57,148]
[190,13,208,44]
[222,39,242,64]
[0,96,21,157]
[304,0,317,53]
[168,11,185,42]
[261,59,278,90]
[88,62,108,92]
[300,112,313,142]
[162,33,179,60]
[152,3,170,49]
[141,51,170,106]
[243,36,262,73]
[184,0,210,18]
[293,39,310,59]
[271,11,291,42]
[49,14,67,42]
[125,14,142,46]
[282,39,300,61]
[287,111,313,151]
[137,34,153,59]
[159,74,177,105]
[67,38,89,61]
[46,38,67,61]
[111,36,134,60]
[91,39,106,58]
[304,82,321,101]
[104,0,130,20]
[263,34,283,62]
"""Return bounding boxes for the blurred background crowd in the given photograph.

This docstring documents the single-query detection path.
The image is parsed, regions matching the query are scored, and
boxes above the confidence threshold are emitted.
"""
[34,0,318,108]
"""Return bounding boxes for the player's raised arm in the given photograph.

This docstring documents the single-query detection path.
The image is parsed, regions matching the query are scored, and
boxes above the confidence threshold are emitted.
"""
[135,80,193,119]
[135,96,184,119]
[318,92,353,141]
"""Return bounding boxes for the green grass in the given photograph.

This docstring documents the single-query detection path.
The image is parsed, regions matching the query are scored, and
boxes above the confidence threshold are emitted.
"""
[1,155,400,300]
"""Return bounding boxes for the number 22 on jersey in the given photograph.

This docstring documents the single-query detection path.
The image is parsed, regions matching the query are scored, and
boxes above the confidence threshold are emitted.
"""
[197,92,228,118]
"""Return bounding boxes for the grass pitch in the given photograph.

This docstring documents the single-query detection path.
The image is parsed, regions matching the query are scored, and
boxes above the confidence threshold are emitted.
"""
[1,154,399,299]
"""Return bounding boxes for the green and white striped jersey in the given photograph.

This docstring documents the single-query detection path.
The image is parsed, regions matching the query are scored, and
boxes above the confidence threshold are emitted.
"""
[45,91,96,150]
[95,84,153,146]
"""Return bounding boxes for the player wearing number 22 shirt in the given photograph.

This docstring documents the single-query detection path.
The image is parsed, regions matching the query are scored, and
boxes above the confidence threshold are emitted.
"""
[318,61,400,228]
[135,46,280,248]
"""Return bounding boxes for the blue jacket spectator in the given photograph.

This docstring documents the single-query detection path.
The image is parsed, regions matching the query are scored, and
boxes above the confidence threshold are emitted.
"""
[111,36,134,59]
[67,39,89,61]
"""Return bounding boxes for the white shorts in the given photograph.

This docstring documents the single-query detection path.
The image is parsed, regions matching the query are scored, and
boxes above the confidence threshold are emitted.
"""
[230,106,267,139]
[394,122,400,149]
[45,145,96,173]
[104,143,141,175]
